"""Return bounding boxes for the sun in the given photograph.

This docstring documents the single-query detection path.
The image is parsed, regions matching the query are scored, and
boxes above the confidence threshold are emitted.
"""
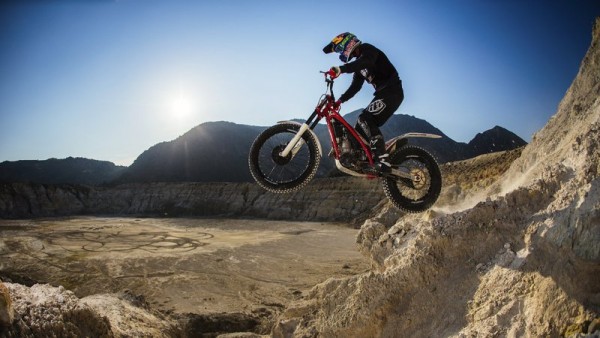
[169,90,194,119]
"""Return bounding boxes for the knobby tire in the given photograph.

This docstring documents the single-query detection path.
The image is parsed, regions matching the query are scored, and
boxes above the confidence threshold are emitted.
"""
[248,123,321,193]
[382,145,442,213]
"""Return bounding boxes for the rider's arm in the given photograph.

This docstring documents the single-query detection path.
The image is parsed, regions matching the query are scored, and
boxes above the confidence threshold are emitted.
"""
[339,73,364,103]
[339,45,377,74]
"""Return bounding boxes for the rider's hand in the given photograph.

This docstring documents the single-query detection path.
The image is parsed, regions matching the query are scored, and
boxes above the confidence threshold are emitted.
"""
[327,66,341,79]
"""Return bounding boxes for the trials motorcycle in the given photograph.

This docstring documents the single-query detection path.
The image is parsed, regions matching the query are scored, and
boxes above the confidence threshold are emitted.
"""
[248,71,442,213]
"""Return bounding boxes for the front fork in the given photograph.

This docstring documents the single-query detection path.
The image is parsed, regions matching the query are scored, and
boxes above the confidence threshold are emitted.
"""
[279,123,309,158]
[278,111,320,158]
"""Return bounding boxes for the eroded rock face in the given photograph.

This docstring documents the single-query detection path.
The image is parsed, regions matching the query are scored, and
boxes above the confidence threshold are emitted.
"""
[0,282,275,338]
[81,292,177,338]
[0,178,383,222]
[2,283,112,338]
[273,17,600,338]
[0,282,14,328]
[0,283,184,338]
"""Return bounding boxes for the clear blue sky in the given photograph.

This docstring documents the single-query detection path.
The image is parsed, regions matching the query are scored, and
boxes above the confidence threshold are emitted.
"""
[1,0,599,166]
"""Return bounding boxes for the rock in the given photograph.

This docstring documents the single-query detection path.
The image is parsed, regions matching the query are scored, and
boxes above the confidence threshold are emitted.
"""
[387,224,402,235]
[3,283,112,337]
[272,318,300,338]
[564,321,589,337]
[370,202,403,227]
[0,281,14,327]
[117,289,149,309]
[356,220,389,268]
[589,318,600,334]
[82,293,176,337]
[217,333,268,338]
[177,312,261,337]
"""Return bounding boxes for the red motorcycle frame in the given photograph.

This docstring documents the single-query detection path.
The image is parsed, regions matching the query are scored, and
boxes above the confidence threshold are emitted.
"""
[316,74,377,175]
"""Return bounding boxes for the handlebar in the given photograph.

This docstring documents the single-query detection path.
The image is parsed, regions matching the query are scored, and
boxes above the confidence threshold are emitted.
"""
[319,70,335,83]
[319,71,336,103]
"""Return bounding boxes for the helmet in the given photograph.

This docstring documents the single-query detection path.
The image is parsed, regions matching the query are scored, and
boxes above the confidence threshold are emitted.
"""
[322,32,361,63]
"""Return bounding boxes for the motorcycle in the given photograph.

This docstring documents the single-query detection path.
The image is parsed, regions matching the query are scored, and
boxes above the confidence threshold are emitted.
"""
[248,71,442,213]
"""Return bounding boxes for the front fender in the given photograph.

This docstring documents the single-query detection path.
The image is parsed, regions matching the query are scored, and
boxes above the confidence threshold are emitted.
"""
[277,120,323,157]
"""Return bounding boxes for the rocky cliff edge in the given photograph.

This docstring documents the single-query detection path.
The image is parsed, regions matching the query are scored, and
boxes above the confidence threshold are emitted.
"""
[272,17,600,338]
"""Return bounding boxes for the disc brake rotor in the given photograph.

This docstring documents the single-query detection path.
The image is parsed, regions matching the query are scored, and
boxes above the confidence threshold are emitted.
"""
[410,168,428,190]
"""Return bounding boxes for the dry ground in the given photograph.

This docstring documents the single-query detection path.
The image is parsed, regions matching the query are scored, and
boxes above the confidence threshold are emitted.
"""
[0,218,368,319]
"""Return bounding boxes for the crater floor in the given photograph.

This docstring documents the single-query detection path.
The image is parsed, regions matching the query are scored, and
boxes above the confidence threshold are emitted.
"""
[0,217,368,315]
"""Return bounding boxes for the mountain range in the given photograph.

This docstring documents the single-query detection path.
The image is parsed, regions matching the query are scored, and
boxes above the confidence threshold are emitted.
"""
[0,111,526,185]
[0,157,126,186]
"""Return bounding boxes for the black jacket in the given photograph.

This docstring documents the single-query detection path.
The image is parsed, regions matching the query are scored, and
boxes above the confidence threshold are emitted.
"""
[338,43,401,102]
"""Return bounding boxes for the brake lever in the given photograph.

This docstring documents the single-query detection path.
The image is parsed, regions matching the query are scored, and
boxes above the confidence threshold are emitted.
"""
[320,70,334,83]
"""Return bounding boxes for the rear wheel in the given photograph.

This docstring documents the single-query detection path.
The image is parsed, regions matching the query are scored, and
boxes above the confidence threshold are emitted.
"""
[382,145,442,213]
[249,123,321,193]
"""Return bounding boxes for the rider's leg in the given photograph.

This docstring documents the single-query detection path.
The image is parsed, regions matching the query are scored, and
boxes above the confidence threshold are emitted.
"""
[355,85,404,160]
[355,111,392,174]
[356,112,386,156]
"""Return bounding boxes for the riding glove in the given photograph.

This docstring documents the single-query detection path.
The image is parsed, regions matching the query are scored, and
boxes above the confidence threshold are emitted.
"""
[327,66,341,79]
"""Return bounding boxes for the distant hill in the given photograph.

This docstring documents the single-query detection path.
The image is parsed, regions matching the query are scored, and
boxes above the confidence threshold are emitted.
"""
[0,157,126,185]
[466,125,527,157]
[114,112,526,183]
[114,122,265,183]
[0,113,526,185]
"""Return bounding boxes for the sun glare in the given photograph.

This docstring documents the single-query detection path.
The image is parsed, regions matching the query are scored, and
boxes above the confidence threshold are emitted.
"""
[169,90,194,119]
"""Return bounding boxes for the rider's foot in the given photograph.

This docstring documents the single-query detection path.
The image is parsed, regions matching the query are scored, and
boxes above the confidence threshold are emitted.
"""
[373,153,392,175]
[367,135,392,175]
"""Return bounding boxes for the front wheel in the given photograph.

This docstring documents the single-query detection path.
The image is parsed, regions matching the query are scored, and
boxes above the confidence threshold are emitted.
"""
[249,123,321,193]
[382,145,442,213]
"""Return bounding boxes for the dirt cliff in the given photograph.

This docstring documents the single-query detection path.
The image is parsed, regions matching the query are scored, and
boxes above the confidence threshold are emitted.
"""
[272,17,600,337]
[0,178,382,222]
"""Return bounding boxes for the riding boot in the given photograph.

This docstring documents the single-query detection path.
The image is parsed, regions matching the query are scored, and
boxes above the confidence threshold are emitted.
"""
[370,135,391,173]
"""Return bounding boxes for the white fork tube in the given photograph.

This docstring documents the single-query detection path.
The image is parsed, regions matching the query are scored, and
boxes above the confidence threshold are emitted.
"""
[290,139,306,157]
[280,123,310,158]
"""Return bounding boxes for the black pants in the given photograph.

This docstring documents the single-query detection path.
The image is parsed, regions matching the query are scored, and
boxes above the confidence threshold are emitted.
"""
[355,82,404,146]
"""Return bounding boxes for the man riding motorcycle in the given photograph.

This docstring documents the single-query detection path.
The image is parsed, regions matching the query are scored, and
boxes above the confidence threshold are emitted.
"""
[323,32,404,172]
